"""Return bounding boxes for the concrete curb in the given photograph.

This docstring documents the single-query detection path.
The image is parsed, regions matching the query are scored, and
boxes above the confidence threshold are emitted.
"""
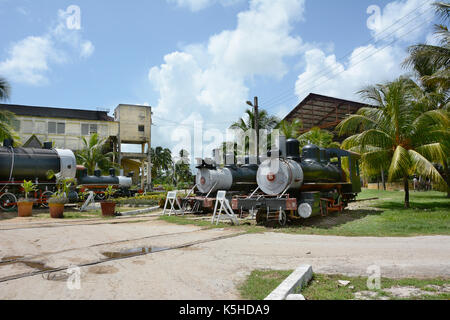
[264,265,313,300]
[120,206,161,216]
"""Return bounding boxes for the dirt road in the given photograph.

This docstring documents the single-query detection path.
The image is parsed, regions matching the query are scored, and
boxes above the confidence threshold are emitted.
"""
[0,215,449,299]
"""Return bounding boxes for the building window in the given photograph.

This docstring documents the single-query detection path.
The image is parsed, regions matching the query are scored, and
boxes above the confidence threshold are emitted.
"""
[81,124,89,135]
[138,125,145,132]
[48,122,56,134]
[48,122,65,134]
[90,124,98,134]
[81,124,98,135]
[57,123,65,134]
[12,120,20,131]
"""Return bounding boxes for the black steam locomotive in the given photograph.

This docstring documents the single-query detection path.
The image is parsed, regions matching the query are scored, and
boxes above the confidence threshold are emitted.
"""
[231,139,362,225]
[0,139,134,211]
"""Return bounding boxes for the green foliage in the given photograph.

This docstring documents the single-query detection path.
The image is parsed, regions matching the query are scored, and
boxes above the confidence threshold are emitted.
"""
[297,127,341,149]
[276,119,303,139]
[337,77,449,207]
[230,108,280,131]
[103,185,116,201]
[46,170,75,204]
[75,133,116,175]
[20,180,36,200]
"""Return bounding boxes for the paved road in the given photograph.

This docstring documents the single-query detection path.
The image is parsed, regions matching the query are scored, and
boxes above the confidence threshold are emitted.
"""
[0,216,449,299]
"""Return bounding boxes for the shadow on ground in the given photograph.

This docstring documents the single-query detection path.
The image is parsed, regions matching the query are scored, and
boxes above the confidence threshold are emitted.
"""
[264,208,383,230]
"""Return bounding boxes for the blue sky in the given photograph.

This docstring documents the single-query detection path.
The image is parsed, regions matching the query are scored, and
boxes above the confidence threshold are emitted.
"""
[0,0,437,158]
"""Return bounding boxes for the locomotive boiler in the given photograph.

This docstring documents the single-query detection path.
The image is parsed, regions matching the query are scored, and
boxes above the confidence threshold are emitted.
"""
[195,158,258,195]
[0,140,76,182]
[0,139,135,211]
[232,139,362,225]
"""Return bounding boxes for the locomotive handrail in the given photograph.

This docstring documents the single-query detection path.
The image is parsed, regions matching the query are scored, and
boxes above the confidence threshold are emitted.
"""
[183,184,197,200]
[205,181,218,198]
[246,186,260,199]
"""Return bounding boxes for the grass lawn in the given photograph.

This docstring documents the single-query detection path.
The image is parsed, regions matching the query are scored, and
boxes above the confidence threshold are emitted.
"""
[278,189,450,236]
[158,189,450,237]
[239,270,450,300]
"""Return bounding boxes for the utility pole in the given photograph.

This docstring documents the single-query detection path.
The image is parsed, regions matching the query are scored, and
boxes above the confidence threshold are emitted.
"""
[247,96,260,164]
[254,96,259,163]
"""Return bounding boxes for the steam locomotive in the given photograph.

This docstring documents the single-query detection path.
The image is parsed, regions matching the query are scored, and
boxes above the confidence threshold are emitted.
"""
[181,156,259,213]
[0,139,134,211]
[231,139,362,225]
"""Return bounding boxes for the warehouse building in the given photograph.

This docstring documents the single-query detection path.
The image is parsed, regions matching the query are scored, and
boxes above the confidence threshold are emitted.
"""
[0,103,152,190]
[283,93,368,135]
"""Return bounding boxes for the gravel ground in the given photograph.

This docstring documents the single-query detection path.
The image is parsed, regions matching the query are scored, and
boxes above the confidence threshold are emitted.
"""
[0,212,449,300]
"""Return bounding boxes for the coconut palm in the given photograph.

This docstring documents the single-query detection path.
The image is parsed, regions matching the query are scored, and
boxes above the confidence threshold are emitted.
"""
[276,119,303,139]
[0,76,20,143]
[150,146,173,179]
[337,77,449,208]
[403,2,450,91]
[297,127,340,149]
[0,77,10,100]
[230,108,279,131]
[76,133,116,175]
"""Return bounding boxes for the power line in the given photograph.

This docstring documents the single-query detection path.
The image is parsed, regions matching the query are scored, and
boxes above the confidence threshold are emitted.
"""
[263,0,434,107]
[265,14,437,114]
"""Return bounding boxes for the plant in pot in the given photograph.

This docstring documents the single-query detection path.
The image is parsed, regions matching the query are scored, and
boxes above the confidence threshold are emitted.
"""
[100,185,117,217]
[17,180,37,217]
[46,170,74,219]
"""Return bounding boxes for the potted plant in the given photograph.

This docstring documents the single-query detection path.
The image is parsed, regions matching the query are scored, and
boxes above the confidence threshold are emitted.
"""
[17,180,37,217]
[100,185,117,217]
[47,170,74,219]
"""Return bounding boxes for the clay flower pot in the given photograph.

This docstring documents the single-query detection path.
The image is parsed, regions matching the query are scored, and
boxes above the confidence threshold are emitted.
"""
[100,201,116,217]
[17,201,33,217]
[49,203,65,219]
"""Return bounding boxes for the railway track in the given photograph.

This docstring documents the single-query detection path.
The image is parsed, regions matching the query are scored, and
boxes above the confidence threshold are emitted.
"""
[0,230,245,283]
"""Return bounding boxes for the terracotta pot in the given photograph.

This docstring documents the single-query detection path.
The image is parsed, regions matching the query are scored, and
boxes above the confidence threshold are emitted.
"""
[101,201,116,216]
[49,203,65,219]
[17,201,33,217]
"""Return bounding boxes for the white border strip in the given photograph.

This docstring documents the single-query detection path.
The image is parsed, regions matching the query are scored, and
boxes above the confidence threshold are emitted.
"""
[264,265,313,300]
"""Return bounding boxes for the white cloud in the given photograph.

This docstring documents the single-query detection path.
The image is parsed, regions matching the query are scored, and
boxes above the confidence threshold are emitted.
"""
[167,0,243,12]
[0,6,94,85]
[295,45,404,102]
[294,0,432,104]
[149,0,305,155]
[366,0,434,43]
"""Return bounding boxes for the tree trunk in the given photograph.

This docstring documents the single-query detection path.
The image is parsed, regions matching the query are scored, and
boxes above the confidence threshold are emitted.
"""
[381,168,386,191]
[404,176,410,208]
[444,161,450,198]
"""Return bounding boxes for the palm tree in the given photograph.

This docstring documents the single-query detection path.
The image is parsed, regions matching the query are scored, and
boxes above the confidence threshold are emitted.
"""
[0,76,20,143]
[336,77,448,208]
[230,108,279,131]
[230,108,279,156]
[403,2,450,196]
[0,77,10,100]
[403,2,450,91]
[276,119,303,139]
[297,127,340,149]
[76,133,116,175]
[150,146,172,179]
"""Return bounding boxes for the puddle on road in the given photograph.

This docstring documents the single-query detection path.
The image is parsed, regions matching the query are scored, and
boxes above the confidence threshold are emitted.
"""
[101,246,167,259]
[1,256,55,272]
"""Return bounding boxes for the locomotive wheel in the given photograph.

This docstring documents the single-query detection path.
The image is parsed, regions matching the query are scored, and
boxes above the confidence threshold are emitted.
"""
[95,192,106,201]
[0,193,18,212]
[255,209,267,224]
[40,191,54,208]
